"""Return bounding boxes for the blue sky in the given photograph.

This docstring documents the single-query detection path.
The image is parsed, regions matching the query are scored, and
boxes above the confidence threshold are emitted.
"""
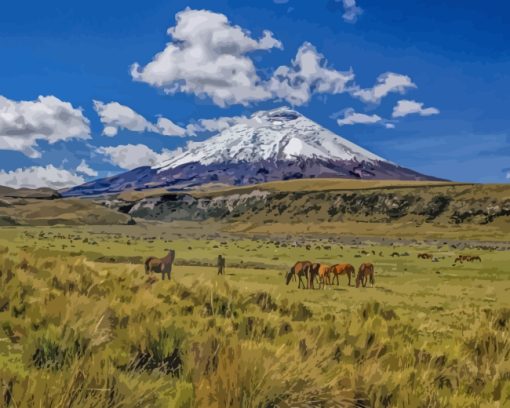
[0,0,509,187]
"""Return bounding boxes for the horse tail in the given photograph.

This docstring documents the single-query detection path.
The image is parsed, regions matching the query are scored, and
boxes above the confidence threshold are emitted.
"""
[144,257,154,274]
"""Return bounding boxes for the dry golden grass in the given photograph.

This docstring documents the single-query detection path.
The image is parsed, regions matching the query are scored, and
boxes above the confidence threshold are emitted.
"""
[190,178,466,198]
[0,225,510,407]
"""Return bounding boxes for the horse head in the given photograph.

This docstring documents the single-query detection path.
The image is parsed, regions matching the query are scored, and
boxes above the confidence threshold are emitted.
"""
[285,268,294,285]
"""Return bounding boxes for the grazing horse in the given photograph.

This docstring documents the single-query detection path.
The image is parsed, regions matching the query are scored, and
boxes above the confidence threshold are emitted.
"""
[310,263,331,289]
[356,263,375,288]
[329,263,355,286]
[455,255,481,263]
[418,253,433,259]
[286,261,313,289]
[145,249,175,280]
[418,253,434,259]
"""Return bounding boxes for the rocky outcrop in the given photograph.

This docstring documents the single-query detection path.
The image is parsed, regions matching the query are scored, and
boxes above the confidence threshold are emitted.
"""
[122,186,510,225]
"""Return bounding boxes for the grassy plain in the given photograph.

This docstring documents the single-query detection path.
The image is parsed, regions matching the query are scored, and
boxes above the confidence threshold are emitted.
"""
[0,223,509,407]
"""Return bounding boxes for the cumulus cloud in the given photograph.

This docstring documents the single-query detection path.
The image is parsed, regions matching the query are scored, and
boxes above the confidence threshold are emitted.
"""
[0,165,84,189]
[185,113,271,135]
[155,117,187,137]
[337,109,382,126]
[97,144,182,170]
[268,42,354,106]
[392,100,440,118]
[351,73,417,104]
[342,0,363,23]
[336,108,394,128]
[0,95,90,158]
[76,159,98,177]
[93,100,186,137]
[131,8,282,107]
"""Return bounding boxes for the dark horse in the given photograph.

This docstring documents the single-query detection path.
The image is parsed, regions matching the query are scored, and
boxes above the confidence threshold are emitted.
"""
[356,263,375,288]
[145,249,175,280]
[286,261,315,289]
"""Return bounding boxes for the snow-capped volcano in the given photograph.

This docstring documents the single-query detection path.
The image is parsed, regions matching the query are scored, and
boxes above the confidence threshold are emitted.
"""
[63,107,440,196]
[156,107,385,171]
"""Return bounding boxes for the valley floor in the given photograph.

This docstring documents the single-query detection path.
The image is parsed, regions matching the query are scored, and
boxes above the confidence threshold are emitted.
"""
[0,222,509,407]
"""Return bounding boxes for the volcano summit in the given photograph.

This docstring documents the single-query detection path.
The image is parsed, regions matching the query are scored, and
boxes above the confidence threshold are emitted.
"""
[63,107,439,196]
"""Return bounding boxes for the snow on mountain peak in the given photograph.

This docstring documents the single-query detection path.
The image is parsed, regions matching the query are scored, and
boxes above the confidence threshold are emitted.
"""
[155,107,386,171]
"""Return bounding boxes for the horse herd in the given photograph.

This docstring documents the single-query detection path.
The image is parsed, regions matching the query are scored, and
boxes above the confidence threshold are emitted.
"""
[417,252,482,264]
[143,250,375,290]
[454,254,481,263]
[285,261,375,290]
[143,249,480,289]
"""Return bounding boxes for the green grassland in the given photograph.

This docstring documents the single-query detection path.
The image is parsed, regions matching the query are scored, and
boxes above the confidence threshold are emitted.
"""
[0,223,510,407]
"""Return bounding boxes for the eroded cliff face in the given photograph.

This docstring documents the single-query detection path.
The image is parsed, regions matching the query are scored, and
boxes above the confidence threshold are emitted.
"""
[119,185,510,226]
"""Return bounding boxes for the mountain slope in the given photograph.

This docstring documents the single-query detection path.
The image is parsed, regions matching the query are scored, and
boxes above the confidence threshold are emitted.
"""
[63,107,441,197]
[156,107,385,170]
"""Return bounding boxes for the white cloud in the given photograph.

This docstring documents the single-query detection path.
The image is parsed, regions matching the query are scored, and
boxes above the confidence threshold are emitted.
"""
[351,73,417,104]
[155,117,186,137]
[336,108,396,128]
[0,95,90,158]
[337,109,382,126]
[392,99,440,118]
[268,42,354,106]
[97,144,181,170]
[131,8,282,107]
[93,100,186,137]
[342,0,363,23]
[0,165,84,189]
[185,113,271,135]
[76,159,98,177]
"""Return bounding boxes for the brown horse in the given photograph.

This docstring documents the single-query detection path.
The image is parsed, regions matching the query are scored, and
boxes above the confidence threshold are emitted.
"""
[329,263,355,286]
[454,255,467,263]
[418,253,433,259]
[356,263,375,288]
[455,255,481,263]
[310,263,331,289]
[286,261,313,289]
[145,249,175,280]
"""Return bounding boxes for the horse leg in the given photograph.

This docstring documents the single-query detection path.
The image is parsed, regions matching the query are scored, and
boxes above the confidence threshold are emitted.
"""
[347,272,351,286]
